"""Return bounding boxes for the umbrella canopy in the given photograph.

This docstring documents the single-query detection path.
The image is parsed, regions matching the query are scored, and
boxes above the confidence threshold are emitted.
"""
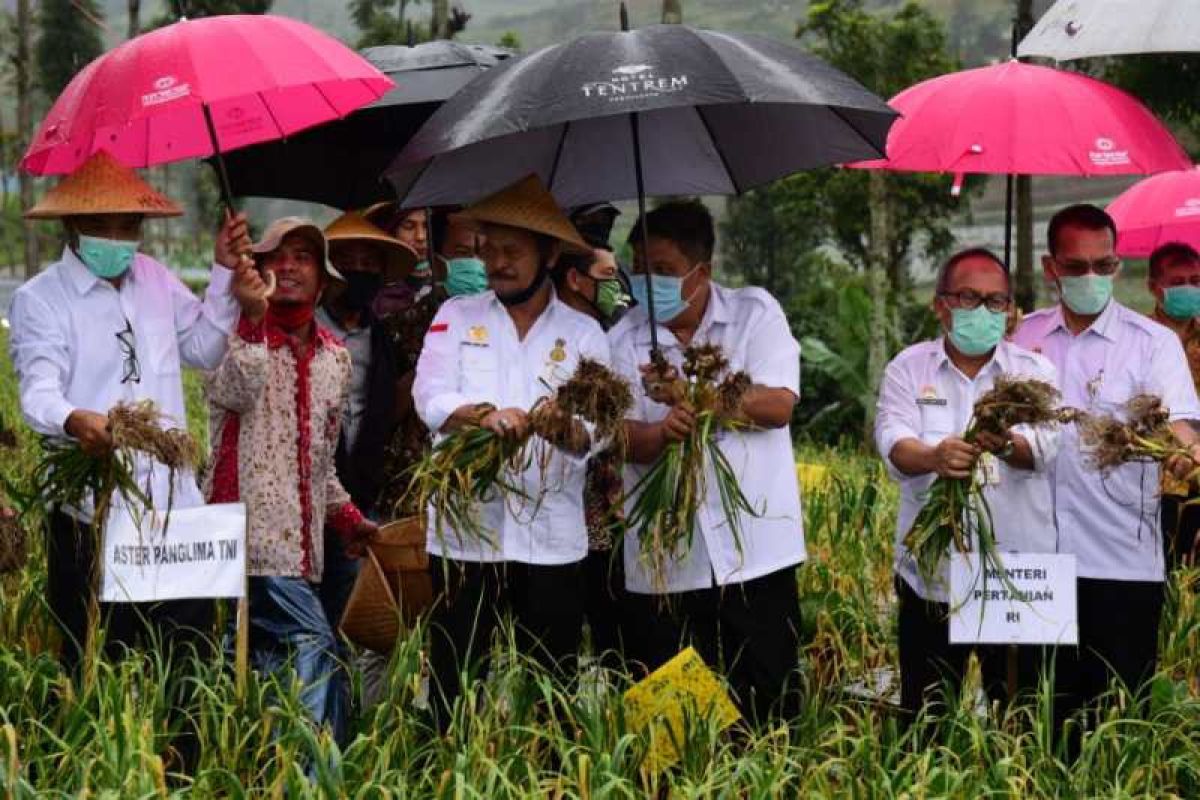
[849,61,1189,177]
[221,41,510,208]
[386,23,897,208]
[1107,167,1200,258]
[22,14,393,176]
[1018,0,1200,61]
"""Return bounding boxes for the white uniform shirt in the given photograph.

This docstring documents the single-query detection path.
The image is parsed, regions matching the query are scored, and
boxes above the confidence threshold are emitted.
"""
[1013,301,1200,582]
[8,247,239,519]
[875,339,1060,602]
[412,289,611,565]
[611,282,807,594]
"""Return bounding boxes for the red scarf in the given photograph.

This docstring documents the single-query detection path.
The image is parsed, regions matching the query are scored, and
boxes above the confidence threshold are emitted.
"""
[266,302,314,332]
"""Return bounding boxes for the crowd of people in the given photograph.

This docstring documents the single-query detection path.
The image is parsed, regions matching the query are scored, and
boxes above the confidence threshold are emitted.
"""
[6,150,1199,759]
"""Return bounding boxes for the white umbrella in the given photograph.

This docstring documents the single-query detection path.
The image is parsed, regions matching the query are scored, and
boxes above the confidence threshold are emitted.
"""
[1018,0,1200,61]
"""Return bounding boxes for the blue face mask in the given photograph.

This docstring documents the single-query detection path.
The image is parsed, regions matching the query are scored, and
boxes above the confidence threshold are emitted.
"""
[1163,285,1200,320]
[1059,274,1112,316]
[947,306,1007,356]
[78,235,138,279]
[630,265,699,323]
[444,257,489,297]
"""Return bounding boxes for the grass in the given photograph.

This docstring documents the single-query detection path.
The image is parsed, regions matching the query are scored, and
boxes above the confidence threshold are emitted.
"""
[1,330,1198,797]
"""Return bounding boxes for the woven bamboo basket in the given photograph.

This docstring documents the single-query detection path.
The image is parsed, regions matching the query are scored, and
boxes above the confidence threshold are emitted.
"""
[339,516,434,653]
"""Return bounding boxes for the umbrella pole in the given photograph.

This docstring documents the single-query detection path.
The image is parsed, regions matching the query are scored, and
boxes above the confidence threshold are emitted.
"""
[201,104,237,211]
[1004,173,1014,267]
[629,111,660,356]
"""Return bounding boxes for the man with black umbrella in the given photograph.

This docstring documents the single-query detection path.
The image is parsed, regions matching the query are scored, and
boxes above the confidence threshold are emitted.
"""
[611,199,806,724]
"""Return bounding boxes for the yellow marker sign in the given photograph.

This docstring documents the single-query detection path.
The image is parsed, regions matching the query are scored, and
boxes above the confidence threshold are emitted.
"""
[795,462,832,496]
[623,646,740,773]
[467,325,488,344]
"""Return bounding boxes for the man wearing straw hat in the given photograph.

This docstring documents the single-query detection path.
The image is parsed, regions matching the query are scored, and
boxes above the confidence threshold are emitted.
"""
[412,174,611,726]
[316,211,418,628]
[204,216,377,742]
[8,149,259,674]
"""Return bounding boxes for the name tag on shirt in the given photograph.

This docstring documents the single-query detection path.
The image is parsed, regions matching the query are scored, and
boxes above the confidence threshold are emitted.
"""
[916,397,948,406]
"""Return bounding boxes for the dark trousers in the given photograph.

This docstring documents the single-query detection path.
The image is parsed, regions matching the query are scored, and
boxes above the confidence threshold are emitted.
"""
[582,548,627,669]
[1161,495,1200,569]
[624,565,803,725]
[1056,577,1164,720]
[318,530,361,635]
[427,556,584,726]
[895,576,1051,719]
[46,509,215,673]
[46,509,214,773]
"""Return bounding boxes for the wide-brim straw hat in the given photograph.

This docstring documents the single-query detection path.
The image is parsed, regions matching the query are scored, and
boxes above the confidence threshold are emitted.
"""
[25,150,183,220]
[458,174,590,254]
[251,217,345,287]
[324,211,419,284]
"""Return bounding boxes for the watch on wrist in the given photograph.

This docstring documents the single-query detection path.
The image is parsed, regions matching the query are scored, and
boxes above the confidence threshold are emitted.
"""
[997,438,1015,460]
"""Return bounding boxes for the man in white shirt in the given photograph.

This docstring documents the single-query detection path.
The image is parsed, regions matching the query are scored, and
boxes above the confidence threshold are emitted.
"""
[875,248,1059,717]
[8,150,258,673]
[611,200,806,723]
[1013,204,1200,721]
[412,176,610,725]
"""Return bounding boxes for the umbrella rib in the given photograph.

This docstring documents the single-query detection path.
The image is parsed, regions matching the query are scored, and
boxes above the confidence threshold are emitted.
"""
[826,104,888,161]
[256,90,287,143]
[694,106,740,195]
[546,120,571,193]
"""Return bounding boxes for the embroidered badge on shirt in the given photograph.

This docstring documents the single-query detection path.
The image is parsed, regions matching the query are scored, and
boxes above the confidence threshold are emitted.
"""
[464,325,489,347]
[915,384,948,406]
[550,338,567,363]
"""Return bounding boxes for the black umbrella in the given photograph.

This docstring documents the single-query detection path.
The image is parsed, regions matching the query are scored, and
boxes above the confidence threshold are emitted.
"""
[220,41,510,209]
[385,12,896,348]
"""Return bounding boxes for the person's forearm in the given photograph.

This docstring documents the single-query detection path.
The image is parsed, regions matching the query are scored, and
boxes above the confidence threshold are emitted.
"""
[1171,419,1199,448]
[888,438,938,477]
[440,402,493,434]
[738,385,796,429]
[626,420,669,464]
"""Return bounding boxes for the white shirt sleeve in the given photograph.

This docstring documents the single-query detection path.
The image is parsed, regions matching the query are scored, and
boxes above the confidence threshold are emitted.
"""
[8,289,75,437]
[413,301,471,433]
[1149,330,1200,423]
[874,355,921,479]
[744,302,800,396]
[174,264,239,370]
[1011,357,1061,473]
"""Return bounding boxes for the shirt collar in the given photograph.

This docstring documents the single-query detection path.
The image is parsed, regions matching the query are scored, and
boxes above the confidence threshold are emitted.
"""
[60,244,139,295]
[1046,300,1120,341]
[932,336,1007,380]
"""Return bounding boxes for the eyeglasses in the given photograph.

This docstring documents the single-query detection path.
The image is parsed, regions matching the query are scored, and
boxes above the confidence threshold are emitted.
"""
[938,290,1012,313]
[1052,256,1121,277]
[115,319,140,385]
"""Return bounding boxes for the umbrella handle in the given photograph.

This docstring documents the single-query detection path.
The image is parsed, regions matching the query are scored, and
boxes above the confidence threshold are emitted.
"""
[629,111,660,357]
[202,104,237,212]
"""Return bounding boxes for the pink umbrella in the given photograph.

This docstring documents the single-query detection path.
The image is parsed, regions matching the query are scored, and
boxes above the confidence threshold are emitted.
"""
[22,14,393,204]
[849,60,1189,265]
[1107,168,1200,258]
[851,61,1188,177]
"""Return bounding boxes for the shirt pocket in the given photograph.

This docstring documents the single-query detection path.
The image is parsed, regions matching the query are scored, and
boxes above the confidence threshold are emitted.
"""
[918,403,955,445]
[459,344,498,398]
[142,310,181,376]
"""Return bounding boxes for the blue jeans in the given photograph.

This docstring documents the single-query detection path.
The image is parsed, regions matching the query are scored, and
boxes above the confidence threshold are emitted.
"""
[246,576,349,744]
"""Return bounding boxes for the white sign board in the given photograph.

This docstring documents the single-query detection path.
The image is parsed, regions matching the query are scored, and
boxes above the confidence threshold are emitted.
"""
[101,503,246,603]
[949,552,1077,645]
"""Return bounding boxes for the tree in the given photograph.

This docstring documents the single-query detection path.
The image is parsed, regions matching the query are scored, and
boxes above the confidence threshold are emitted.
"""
[721,0,968,445]
[35,0,104,100]
[128,0,141,39]
[662,0,682,25]
[150,0,273,27]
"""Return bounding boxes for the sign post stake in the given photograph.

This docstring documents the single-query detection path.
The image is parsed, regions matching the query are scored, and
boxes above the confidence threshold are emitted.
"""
[235,519,249,700]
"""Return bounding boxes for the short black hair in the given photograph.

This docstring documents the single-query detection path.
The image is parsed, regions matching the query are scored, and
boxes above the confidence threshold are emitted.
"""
[1046,204,1118,256]
[1149,241,1200,283]
[551,249,597,289]
[935,247,1010,295]
[627,199,714,264]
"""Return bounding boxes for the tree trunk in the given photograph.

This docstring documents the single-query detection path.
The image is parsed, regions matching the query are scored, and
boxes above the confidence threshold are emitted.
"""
[127,0,141,38]
[431,0,448,39]
[17,0,39,278]
[864,170,892,446]
[662,0,682,24]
